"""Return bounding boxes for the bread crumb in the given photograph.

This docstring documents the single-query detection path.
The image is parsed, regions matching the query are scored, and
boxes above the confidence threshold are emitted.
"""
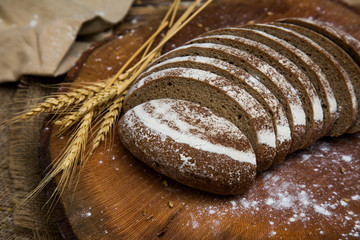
[163,180,168,187]
[169,201,174,208]
[197,23,203,28]
[248,20,255,25]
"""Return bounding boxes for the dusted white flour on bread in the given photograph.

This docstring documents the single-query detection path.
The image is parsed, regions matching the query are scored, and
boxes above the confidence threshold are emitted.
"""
[247,28,338,119]
[130,67,276,149]
[248,23,356,136]
[262,24,357,119]
[119,99,257,195]
[200,34,323,123]
[127,100,256,164]
[119,18,360,196]
[162,42,306,127]
[147,42,305,151]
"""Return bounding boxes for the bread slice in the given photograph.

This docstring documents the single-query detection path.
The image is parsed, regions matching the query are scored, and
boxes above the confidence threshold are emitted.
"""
[244,23,357,137]
[119,98,257,195]
[277,19,360,134]
[140,55,292,165]
[188,33,323,149]
[124,67,277,171]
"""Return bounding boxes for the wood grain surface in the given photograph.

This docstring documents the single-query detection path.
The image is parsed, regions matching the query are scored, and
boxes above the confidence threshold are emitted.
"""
[41,0,360,239]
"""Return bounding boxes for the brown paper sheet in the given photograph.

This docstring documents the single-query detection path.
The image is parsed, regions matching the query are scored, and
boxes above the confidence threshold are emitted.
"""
[0,0,133,83]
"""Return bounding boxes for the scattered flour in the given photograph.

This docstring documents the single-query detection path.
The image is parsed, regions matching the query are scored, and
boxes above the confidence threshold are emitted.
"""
[29,14,38,27]
[179,135,360,238]
[342,155,352,162]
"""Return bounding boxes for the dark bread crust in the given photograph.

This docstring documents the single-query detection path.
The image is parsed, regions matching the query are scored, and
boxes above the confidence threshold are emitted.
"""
[119,99,257,195]
[244,23,357,136]
[277,19,360,133]
[279,18,360,69]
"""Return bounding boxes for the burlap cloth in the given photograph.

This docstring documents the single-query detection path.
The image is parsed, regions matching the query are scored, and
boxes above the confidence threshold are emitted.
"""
[1,77,64,239]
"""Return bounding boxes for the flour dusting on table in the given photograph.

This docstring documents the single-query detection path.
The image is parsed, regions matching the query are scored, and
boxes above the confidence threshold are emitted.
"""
[182,133,360,239]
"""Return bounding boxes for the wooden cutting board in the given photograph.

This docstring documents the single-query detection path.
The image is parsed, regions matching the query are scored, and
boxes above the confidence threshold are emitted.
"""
[40,0,360,239]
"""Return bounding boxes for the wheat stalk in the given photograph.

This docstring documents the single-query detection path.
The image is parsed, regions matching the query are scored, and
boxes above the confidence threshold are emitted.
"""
[91,92,126,153]
[53,49,161,130]
[5,82,104,124]
[23,111,94,205]
[53,77,131,128]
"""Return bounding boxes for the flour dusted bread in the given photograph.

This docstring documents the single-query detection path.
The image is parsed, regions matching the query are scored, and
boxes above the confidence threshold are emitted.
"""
[272,22,360,134]
[119,98,257,195]
[124,67,277,171]
[279,18,360,68]
[118,18,360,195]
[188,33,323,149]
[139,55,292,166]
[209,27,338,138]
[278,18,360,133]
[142,43,306,153]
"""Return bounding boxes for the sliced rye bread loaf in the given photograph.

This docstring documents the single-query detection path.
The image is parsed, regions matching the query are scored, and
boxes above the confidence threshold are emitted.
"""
[118,18,360,195]
[119,98,257,195]
[276,20,360,133]
[144,43,306,153]
[244,23,357,137]
[123,67,277,171]
[139,55,292,165]
[188,33,323,149]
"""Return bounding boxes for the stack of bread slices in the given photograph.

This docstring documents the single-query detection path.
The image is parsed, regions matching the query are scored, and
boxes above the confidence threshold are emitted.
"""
[118,18,360,195]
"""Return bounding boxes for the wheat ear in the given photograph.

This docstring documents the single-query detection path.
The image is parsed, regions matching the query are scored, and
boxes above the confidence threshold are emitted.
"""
[91,93,126,153]
[5,82,104,125]
[23,111,94,205]
[54,78,131,128]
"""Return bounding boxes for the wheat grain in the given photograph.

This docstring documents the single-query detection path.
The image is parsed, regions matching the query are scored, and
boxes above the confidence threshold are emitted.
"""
[54,79,127,127]
[43,0,207,128]
[6,82,105,126]
[91,93,126,152]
